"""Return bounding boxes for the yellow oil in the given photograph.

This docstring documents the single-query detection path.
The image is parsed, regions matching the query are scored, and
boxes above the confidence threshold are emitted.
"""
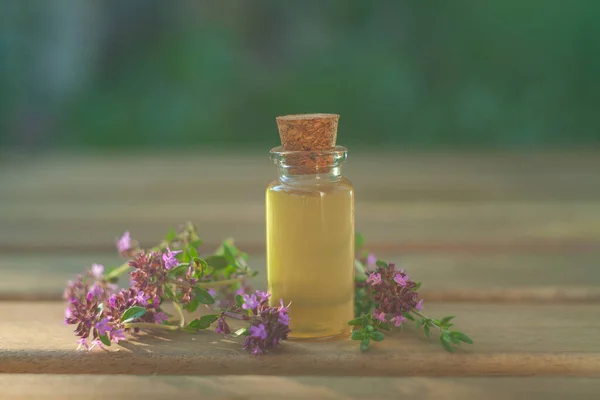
[266,177,354,339]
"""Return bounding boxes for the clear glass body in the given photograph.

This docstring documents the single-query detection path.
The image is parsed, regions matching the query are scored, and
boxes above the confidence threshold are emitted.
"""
[266,146,355,339]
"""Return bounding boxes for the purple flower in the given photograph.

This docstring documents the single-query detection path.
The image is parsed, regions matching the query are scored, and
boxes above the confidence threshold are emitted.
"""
[235,286,246,296]
[255,290,271,302]
[88,283,103,299]
[367,253,377,269]
[117,231,132,256]
[250,324,267,340]
[76,338,89,351]
[162,246,182,270]
[241,296,291,356]
[278,312,290,326]
[153,312,168,324]
[216,317,231,334]
[95,318,112,336]
[366,272,382,286]
[242,293,258,310]
[91,264,104,279]
[369,262,421,320]
[111,329,126,343]
[208,289,218,298]
[278,299,290,313]
[135,291,150,306]
[64,307,72,320]
[393,273,408,287]
[108,294,118,308]
[416,299,424,311]
[373,310,387,323]
[392,314,407,327]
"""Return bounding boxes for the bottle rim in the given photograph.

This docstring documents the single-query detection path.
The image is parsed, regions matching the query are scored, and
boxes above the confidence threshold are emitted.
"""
[269,146,348,167]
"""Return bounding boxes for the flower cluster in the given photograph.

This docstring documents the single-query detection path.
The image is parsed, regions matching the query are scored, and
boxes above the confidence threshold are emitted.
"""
[63,259,169,349]
[128,247,196,306]
[64,226,267,354]
[351,234,472,352]
[237,290,291,355]
[367,263,423,327]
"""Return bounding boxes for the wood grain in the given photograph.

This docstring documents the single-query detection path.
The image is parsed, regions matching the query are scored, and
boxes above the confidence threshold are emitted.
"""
[1,152,599,251]
[2,375,600,400]
[2,252,599,302]
[1,302,599,377]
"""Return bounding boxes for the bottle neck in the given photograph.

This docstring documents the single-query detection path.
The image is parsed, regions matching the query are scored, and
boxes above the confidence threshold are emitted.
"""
[270,145,348,185]
[278,165,342,184]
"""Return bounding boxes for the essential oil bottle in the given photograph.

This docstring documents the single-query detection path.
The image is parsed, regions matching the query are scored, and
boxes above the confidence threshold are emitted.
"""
[266,114,355,339]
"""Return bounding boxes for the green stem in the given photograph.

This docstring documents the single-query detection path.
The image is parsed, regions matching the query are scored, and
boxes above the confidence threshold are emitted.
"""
[173,301,185,328]
[123,322,179,331]
[412,310,443,331]
[105,262,131,281]
[167,276,244,289]
[197,277,244,288]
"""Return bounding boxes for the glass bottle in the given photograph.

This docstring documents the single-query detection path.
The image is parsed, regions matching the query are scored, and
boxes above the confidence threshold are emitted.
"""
[266,146,355,339]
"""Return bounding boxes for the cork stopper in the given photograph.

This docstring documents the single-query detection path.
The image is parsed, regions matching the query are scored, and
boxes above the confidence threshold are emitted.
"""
[276,114,339,150]
[274,114,341,174]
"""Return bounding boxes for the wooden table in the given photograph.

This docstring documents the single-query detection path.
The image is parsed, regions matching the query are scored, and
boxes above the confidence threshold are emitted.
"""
[1,151,599,399]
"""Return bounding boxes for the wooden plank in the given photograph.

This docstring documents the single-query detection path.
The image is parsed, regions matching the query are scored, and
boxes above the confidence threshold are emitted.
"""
[1,302,599,377]
[0,201,599,251]
[1,151,599,250]
[1,252,599,302]
[2,152,600,202]
[2,375,600,400]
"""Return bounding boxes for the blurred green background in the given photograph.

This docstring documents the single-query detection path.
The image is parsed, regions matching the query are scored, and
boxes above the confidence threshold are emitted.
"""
[1,0,599,151]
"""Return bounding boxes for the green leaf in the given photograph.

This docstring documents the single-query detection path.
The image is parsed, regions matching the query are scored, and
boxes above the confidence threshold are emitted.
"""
[222,242,237,264]
[205,255,229,270]
[181,250,190,263]
[235,294,244,308]
[440,333,455,352]
[189,239,203,249]
[164,285,175,300]
[348,317,364,326]
[187,246,199,260]
[377,322,392,331]
[449,334,461,344]
[360,337,371,352]
[452,331,473,344]
[424,324,431,339]
[169,263,189,276]
[375,260,388,268]
[350,331,364,340]
[99,334,111,347]
[192,258,210,276]
[165,228,177,242]
[96,303,104,317]
[403,312,415,321]
[188,314,219,330]
[416,318,425,328]
[370,331,385,341]
[186,298,200,312]
[232,327,249,337]
[121,306,147,323]
[355,232,365,249]
[440,316,455,326]
[193,287,215,305]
